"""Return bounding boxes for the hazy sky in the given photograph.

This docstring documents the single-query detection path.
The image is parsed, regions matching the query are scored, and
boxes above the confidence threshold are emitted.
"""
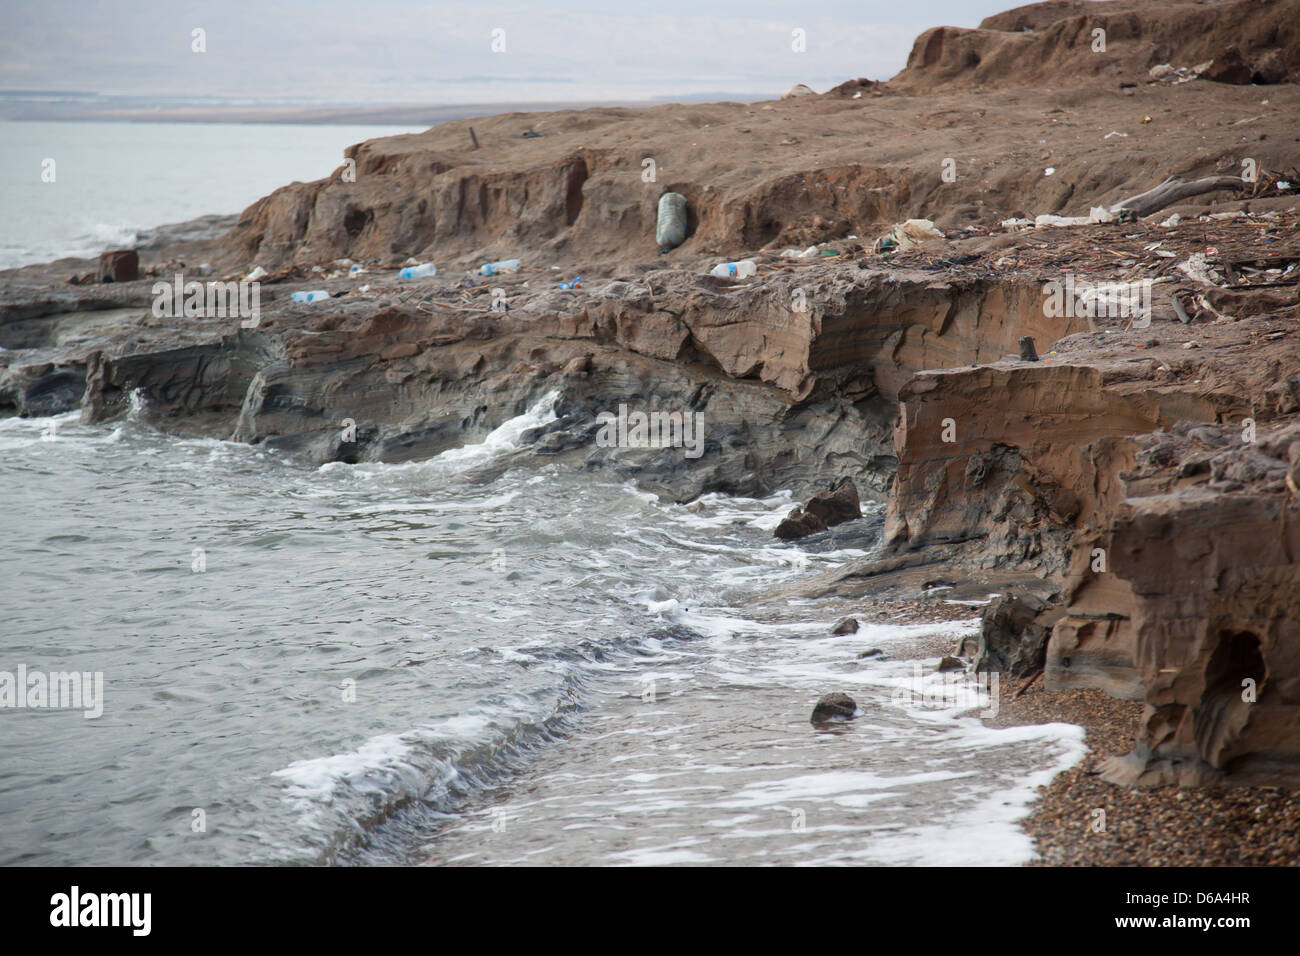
[0,0,1017,103]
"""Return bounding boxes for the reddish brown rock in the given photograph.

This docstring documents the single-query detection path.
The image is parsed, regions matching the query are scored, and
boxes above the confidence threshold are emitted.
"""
[97,250,138,283]
[892,0,1299,93]
[879,300,1300,787]
[774,479,862,539]
[1206,48,1254,85]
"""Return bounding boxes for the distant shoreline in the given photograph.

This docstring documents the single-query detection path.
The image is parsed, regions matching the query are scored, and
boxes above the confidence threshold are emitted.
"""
[0,94,770,126]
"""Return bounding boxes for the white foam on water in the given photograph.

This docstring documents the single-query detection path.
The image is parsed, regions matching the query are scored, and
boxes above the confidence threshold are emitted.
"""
[273,731,418,801]
[614,846,714,866]
[313,391,559,485]
[848,720,1088,866]
[270,709,510,843]
[433,391,559,467]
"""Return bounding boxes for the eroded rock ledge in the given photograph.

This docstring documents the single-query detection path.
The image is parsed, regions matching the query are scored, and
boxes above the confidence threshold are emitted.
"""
[869,213,1300,787]
[0,251,1079,503]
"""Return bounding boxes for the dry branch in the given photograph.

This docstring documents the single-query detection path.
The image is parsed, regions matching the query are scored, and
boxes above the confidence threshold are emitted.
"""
[1109,175,1245,218]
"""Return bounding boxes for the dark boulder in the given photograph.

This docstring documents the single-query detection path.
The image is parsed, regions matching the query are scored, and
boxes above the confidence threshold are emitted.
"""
[98,249,139,283]
[22,368,85,416]
[1207,48,1253,85]
[974,593,1058,678]
[775,478,862,540]
[811,692,857,722]
[774,506,826,539]
[1252,49,1288,85]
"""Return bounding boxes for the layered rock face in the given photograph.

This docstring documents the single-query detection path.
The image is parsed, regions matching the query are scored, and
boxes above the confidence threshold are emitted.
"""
[1061,489,1300,787]
[892,0,1300,92]
[3,261,1091,504]
[1049,418,1300,787]
[880,222,1300,785]
[208,58,1300,270]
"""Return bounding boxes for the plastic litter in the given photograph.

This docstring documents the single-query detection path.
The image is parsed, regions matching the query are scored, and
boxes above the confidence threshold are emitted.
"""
[656,192,688,251]
[873,219,944,254]
[245,266,268,281]
[479,259,521,276]
[290,290,330,303]
[1032,207,1115,229]
[709,259,757,279]
[1177,253,1222,286]
[558,276,582,289]
[398,262,437,279]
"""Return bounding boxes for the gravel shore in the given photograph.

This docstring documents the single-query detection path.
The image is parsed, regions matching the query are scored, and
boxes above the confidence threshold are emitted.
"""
[988,678,1300,866]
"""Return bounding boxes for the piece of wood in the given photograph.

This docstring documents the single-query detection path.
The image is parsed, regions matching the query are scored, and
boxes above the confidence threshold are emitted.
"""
[1014,667,1044,699]
[468,127,479,150]
[1170,295,1192,324]
[1109,175,1245,218]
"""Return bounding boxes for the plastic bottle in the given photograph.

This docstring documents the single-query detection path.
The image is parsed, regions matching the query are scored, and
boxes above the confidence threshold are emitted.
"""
[709,259,757,279]
[479,258,521,276]
[290,290,330,303]
[398,262,437,279]
[558,276,582,289]
[656,192,687,250]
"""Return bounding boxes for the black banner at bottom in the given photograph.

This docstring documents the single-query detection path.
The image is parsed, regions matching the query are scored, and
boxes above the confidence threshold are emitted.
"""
[0,865,1281,941]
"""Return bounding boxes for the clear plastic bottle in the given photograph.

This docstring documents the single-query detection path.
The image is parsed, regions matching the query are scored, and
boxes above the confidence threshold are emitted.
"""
[709,259,757,279]
[290,290,331,303]
[398,262,437,279]
[479,258,521,276]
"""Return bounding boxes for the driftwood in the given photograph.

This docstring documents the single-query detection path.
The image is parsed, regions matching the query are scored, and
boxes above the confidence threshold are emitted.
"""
[1109,175,1245,218]
[1014,667,1044,699]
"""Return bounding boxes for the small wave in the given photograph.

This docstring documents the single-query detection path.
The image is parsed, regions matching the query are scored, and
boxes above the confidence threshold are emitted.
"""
[315,391,560,485]
[125,388,148,421]
[271,684,582,865]
[432,390,559,467]
[0,223,140,270]
[86,221,139,251]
